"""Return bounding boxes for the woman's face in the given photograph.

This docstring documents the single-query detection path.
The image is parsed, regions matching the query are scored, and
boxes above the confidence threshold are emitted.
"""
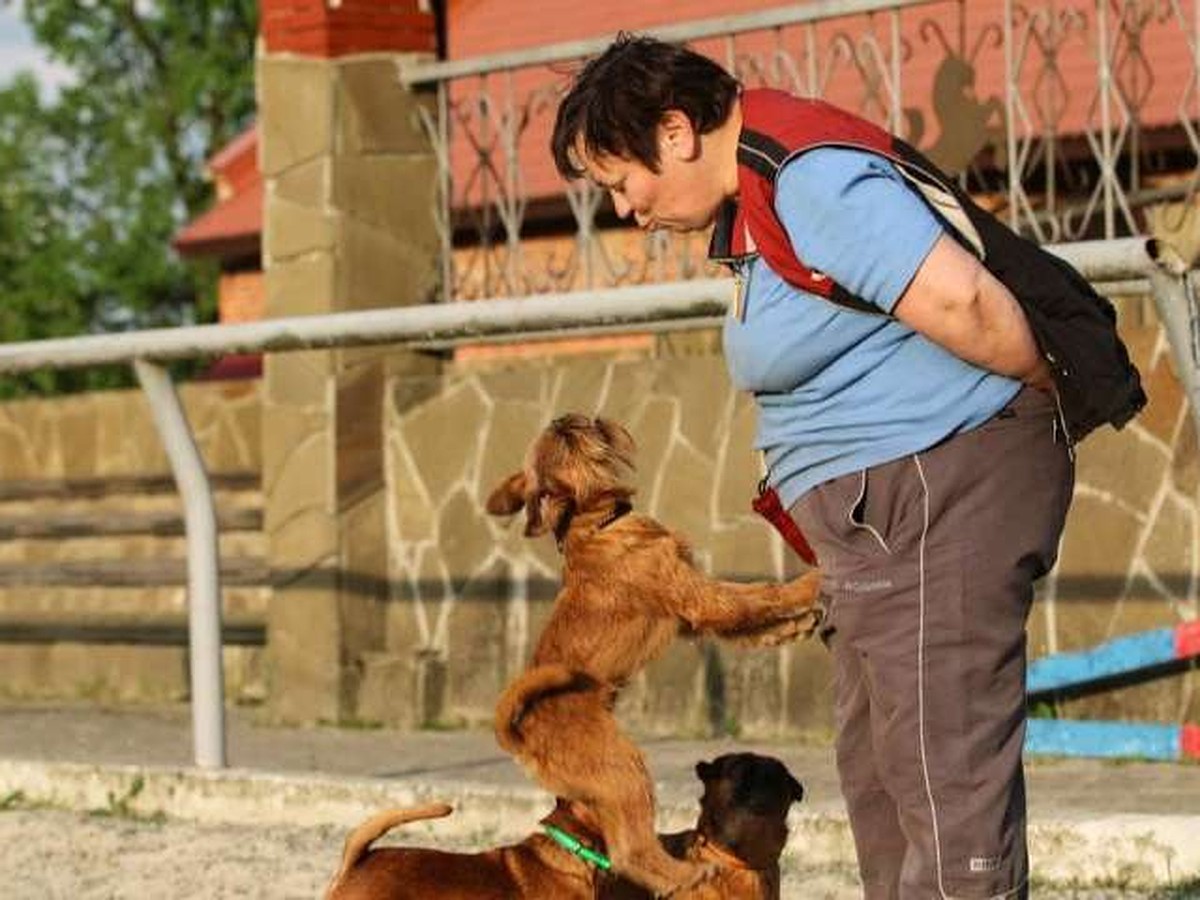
[576,111,728,233]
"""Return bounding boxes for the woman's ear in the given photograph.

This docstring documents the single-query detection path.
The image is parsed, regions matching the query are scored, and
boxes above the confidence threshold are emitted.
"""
[486,471,528,516]
[659,109,700,162]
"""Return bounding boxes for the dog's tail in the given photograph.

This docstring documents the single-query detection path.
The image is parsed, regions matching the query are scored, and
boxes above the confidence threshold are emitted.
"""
[324,803,453,899]
[494,664,599,754]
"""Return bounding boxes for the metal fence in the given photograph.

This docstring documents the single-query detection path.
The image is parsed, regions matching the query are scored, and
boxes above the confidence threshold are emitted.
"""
[401,0,1200,302]
[0,237,1193,768]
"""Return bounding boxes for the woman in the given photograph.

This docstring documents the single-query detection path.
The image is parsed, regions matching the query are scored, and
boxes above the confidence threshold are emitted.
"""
[550,34,1141,900]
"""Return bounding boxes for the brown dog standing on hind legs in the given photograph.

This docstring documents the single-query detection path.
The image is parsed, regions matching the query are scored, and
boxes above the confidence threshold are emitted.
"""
[486,414,823,897]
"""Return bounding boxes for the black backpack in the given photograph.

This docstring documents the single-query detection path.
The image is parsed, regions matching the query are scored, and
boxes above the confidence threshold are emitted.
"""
[891,140,1146,442]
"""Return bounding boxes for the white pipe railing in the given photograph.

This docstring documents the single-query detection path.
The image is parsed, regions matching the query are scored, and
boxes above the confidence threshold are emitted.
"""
[0,239,1171,373]
[133,361,226,770]
[0,236,1191,768]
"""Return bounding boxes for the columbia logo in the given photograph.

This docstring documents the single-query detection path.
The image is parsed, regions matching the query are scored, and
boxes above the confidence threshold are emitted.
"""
[969,856,1002,873]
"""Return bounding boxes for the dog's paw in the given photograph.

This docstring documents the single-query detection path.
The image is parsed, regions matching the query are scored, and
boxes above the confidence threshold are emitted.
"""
[756,616,812,645]
[735,605,823,646]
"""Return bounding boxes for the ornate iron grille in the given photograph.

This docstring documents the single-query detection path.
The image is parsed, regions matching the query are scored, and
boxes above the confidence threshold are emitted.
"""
[403,0,1200,301]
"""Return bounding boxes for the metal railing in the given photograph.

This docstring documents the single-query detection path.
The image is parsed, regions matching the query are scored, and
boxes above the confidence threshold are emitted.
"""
[0,237,1193,767]
[401,0,1200,302]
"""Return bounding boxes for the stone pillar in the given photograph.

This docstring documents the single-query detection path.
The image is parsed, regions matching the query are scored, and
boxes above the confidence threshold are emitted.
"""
[257,0,439,722]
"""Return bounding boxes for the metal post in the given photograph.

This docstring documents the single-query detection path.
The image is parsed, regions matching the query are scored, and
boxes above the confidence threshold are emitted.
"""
[1144,245,1200,442]
[133,359,226,769]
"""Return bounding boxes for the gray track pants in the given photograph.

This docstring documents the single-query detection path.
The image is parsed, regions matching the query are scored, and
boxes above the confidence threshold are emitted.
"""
[789,387,1074,899]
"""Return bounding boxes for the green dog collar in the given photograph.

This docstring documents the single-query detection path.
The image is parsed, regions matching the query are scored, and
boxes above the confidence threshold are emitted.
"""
[543,823,613,871]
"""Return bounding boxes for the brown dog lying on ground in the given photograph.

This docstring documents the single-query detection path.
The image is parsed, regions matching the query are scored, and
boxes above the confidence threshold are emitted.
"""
[486,414,822,896]
[323,752,804,900]
[324,798,603,900]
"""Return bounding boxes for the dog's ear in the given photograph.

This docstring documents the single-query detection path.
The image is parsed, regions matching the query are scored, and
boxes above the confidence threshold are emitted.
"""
[594,417,635,468]
[486,471,528,516]
[695,759,714,784]
[787,772,805,803]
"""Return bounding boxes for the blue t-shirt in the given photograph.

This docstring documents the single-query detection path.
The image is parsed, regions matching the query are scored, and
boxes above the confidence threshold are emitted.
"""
[722,147,1020,508]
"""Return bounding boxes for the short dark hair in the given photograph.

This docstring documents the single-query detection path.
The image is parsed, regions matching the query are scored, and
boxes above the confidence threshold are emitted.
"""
[551,34,740,179]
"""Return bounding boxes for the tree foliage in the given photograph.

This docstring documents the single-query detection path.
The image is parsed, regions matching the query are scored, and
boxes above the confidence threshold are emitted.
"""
[0,0,258,395]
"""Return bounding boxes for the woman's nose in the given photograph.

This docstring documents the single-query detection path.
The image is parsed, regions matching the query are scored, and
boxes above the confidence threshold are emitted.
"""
[611,192,632,219]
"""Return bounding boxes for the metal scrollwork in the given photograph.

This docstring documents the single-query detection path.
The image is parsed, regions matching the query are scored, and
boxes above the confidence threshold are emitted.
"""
[416,0,1200,301]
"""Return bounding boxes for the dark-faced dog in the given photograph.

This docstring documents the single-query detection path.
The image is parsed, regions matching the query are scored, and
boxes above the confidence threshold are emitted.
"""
[486,415,822,896]
[323,753,805,900]
[600,752,806,900]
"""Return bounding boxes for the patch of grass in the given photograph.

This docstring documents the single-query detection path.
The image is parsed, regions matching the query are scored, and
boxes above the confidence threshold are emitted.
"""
[0,790,26,811]
[0,790,57,814]
[1030,873,1200,899]
[320,716,384,731]
[87,775,164,824]
[1029,699,1059,719]
[1150,878,1200,899]
[420,716,469,731]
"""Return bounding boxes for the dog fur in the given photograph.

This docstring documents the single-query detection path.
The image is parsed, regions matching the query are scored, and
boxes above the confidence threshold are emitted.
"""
[323,799,601,900]
[323,753,804,900]
[486,414,822,896]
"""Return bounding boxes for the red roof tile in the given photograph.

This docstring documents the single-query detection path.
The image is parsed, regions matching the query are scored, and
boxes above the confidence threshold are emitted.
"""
[173,181,262,259]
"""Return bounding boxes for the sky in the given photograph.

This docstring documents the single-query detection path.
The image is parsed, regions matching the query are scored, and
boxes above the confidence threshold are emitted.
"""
[0,2,74,93]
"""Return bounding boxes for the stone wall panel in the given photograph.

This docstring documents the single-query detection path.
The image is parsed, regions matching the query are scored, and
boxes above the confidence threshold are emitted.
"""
[657,437,715,559]
[397,381,487,501]
[722,645,788,737]
[338,57,434,156]
[620,641,709,736]
[1172,414,1200,496]
[1076,429,1169,520]
[273,155,328,207]
[477,399,545,513]
[1143,495,1194,605]
[1137,351,1186,445]
[267,565,343,722]
[337,363,385,509]
[669,359,732,453]
[443,557,510,724]
[267,195,337,261]
[257,56,334,177]
[331,156,437,243]
[552,359,612,421]
[628,396,676,510]
[0,409,42,479]
[336,217,438,311]
[783,640,835,734]
[56,399,99,479]
[265,254,337,318]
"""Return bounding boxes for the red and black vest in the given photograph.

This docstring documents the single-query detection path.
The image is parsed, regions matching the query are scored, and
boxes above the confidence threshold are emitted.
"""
[709,88,1146,444]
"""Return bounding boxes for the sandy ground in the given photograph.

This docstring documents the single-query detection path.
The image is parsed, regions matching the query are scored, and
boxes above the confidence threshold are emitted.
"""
[0,807,1192,899]
[0,805,863,900]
